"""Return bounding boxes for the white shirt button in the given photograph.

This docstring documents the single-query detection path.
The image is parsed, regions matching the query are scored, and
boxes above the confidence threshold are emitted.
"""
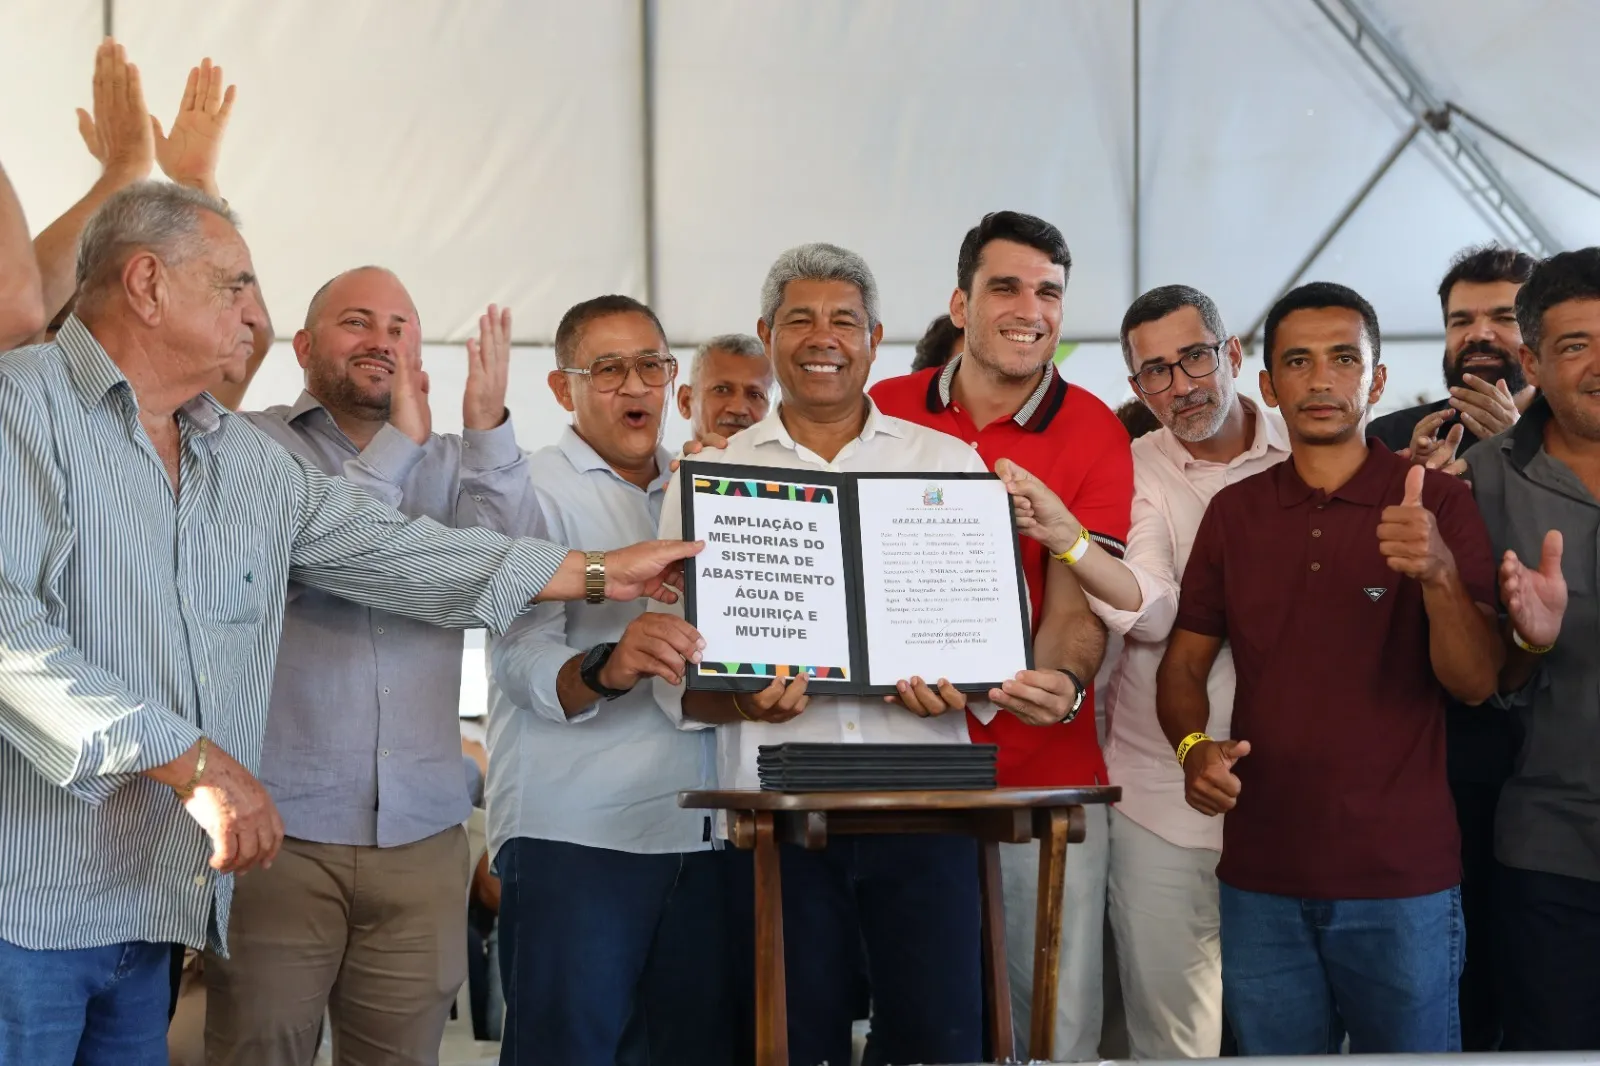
[473,494,483,502]
[375,627,385,635]
[846,721,857,732]
[193,875,207,887]
[380,749,390,758]
[382,687,391,695]
[197,674,207,685]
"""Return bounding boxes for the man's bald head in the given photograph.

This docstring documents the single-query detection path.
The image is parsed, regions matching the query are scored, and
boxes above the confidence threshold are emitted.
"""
[304,266,416,331]
[294,266,420,422]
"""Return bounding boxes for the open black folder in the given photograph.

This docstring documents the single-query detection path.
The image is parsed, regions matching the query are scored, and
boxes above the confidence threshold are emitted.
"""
[679,461,1033,696]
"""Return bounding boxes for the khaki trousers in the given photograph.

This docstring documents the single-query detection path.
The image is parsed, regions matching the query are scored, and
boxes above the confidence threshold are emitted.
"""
[204,826,470,1066]
[1106,807,1223,1059]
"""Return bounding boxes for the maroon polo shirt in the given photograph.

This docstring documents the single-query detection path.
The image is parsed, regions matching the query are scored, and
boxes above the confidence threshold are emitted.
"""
[1175,442,1495,899]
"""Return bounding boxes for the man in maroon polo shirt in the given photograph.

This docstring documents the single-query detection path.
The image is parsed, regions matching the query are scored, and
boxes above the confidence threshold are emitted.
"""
[1156,281,1502,1055]
[872,210,1132,1060]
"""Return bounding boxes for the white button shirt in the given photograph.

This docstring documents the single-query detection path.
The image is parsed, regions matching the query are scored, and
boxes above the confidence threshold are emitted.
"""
[1093,398,1290,851]
[652,401,996,792]
[487,429,715,857]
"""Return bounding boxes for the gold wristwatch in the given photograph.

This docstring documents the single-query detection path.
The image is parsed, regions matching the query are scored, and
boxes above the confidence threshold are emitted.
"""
[584,551,606,604]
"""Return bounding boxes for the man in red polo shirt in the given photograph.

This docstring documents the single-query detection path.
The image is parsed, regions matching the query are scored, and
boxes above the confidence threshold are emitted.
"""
[1157,282,1502,1054]
[872,210,1132,1061]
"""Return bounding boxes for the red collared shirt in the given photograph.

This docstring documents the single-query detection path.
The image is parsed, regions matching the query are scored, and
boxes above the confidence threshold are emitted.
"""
[871,357,1133,786]
[1176,443,1496,899]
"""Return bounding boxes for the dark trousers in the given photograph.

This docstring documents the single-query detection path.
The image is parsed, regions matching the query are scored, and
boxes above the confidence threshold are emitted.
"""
[495,837,732,1066]
[727,834,982,1066]
[1451,779,1504,1050]
[1497,863,1600,1051]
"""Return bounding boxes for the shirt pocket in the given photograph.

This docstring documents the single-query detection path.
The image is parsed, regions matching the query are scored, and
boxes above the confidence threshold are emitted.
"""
[190,523,272,624]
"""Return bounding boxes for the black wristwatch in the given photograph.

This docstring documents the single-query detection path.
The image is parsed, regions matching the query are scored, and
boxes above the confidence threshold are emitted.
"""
[1057,668,1087,724]
[579,642,632,700]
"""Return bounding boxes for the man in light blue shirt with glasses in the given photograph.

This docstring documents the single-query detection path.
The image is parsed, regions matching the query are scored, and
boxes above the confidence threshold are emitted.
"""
[487,294,730,1066]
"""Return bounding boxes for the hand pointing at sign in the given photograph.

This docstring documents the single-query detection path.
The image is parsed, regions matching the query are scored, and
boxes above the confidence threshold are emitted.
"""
[1377,465,1457,586]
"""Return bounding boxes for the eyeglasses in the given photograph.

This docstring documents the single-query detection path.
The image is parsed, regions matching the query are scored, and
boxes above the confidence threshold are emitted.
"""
[560,353,678,393]
[1131,344,1223,396]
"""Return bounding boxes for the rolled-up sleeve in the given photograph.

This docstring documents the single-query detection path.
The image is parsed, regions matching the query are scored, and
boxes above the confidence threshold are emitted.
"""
[0,376,202,802]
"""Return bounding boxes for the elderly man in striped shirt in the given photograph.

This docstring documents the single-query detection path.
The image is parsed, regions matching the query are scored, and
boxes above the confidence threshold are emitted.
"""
[0,181,697,1066]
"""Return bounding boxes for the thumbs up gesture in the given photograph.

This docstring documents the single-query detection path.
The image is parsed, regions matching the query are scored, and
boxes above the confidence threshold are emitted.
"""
[1377,465,1456,586]
[1184,738,1251,816]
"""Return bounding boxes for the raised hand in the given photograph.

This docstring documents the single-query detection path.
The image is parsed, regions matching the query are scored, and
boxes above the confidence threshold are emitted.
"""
[1377,466,1455,585]
[154,57,236,197]
[744,674,810,724]
[995,457,1083,556]
[1183,738,1250,816]
[597,614,707,690]
[463,304,511,431]
[76,39,155,182]
[388,341,432,446]
[1449,373,1520,441]
[603,540,705,603]
[885,676,967,718]
[1501,530,1567,649]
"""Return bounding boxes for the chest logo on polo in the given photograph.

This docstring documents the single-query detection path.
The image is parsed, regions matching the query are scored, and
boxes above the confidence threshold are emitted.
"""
[1363,587,1387,602]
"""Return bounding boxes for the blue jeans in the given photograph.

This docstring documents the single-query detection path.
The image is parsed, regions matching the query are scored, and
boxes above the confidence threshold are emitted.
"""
[0,938,171,1066]
[494,838,732,1066]
[1219,883,1463,1055]
[727,834,983,1066]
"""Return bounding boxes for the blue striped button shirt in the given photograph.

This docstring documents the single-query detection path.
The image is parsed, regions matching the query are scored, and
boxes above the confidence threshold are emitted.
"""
[0,318,567,953]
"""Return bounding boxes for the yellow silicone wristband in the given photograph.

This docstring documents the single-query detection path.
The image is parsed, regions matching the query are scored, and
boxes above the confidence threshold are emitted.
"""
[1052,528,1092,566]
[1174,732,1211,767]
[1512,628,1555,655]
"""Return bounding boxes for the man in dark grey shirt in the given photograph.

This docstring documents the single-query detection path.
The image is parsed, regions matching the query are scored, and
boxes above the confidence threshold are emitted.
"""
[1369,244,1538,1050]
[1463,247,1598,1052]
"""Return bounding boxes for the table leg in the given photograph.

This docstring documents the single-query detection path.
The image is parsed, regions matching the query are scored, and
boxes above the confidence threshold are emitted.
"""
[979,839,1015,1063]
[753,810,788,1066]
[1029,807,1071,1062]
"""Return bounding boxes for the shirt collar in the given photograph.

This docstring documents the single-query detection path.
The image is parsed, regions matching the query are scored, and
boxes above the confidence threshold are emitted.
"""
[57,315,227,434]
[558,425,673,492]
[1274,439,1397,508]
[745,397,906,453]
[925,353,1068,431]
[1151,395,1291,469]
[287,390,329,422]
[1504,394,1553,471]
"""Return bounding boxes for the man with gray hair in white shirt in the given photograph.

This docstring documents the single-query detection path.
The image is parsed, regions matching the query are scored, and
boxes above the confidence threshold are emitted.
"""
[1000,283,1289,1058]
[652,242,1086,1066]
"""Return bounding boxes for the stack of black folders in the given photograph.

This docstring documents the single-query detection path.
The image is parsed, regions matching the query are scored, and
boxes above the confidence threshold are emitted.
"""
[756,743,998,792]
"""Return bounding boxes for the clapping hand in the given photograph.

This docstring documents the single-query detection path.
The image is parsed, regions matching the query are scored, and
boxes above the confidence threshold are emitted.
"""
[153,57,236,197]
[1501,530,1567,650]
[76,39,156,182]
[463,305,511,431]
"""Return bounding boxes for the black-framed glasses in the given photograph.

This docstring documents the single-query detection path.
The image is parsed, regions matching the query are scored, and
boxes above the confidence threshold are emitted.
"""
[560,353,678,393]
[1131,344,1223,396]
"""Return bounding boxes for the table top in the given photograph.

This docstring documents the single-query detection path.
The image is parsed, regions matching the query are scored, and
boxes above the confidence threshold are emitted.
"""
[678,785,1119,812]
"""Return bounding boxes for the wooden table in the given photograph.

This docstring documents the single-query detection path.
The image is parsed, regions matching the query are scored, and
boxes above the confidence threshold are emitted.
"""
[680,786,1119,1066]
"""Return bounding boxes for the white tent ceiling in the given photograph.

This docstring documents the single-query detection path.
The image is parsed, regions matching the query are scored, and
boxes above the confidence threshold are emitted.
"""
[3,0,1596,440]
